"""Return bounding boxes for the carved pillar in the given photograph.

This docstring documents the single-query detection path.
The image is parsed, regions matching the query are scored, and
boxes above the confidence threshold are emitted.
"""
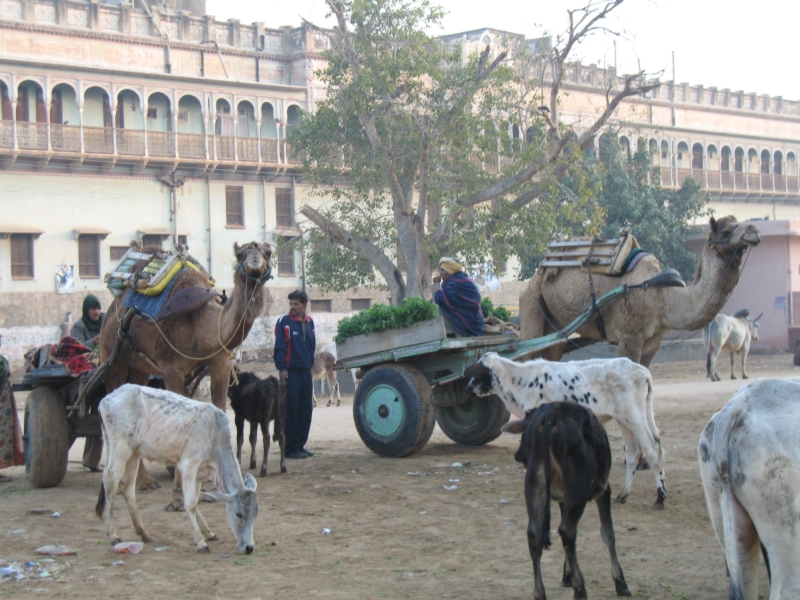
[45,77,51,151]
[89,0,99,29]
[204,15,215,43]
[142,85,148,157]
[120,2,131,34]
[172,89,178,158]
[230,19,240,47]
[232,96,238,162]
[56,0,67,24]
[10,76,17,151]
[256,111,261,163]
[179,10,190,40]
[21,0,34,22]
[111,83,117,155]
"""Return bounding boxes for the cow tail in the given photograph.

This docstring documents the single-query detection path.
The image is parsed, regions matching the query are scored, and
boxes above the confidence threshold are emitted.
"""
[706,351,713,379]
[644,374,665,466]
[95,482,106,519]
[717,417,744,600]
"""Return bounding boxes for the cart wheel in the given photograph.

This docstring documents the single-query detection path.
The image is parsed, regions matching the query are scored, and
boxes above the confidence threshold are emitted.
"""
[24,386,69,488]
[353,364,436,458]
[436,394,510,446]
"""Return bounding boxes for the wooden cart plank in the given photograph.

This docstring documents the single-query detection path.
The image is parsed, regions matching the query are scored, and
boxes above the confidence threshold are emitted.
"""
[336,318,447,362]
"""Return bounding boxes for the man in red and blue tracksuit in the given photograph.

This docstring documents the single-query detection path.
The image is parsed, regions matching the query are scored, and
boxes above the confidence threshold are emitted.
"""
[274,290,316,459]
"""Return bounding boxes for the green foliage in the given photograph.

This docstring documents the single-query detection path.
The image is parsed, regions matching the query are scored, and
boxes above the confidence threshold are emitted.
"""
[519,133,710,280]
[335,297,439,343]
[480,297,511,321]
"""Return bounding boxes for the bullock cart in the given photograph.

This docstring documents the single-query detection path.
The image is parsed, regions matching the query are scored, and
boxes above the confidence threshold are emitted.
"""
[336,271,684,458]
[13,309,205,488]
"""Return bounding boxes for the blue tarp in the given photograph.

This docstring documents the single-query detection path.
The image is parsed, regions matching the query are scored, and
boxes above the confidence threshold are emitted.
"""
[123,268,185,320]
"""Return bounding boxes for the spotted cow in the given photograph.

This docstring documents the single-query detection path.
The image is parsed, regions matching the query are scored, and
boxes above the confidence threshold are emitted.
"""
[698,378,800,600]
[466,352,666,508]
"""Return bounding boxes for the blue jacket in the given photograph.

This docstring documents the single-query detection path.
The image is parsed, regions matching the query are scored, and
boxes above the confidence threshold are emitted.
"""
[274,313,316,372]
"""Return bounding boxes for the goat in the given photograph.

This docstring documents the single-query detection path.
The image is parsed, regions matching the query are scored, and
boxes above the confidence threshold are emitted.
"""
[505,402,630,600]
[95,384,259,553]
[699,378,800,600]
[311,341,341,407]
[227,371,287,476]
[466,352,666,508]
[704,308,761,382]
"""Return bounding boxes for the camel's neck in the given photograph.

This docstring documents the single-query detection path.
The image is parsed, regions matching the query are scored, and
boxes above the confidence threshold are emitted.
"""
[218,276,268,350]
[217,426,245,493]
[663,246,742,331]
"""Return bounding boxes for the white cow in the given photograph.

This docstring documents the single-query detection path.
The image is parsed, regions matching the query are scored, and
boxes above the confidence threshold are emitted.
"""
[96,384,260,553]
[466,352,666,508]
[698,378,800,600]
[704,309,762,382]
[312,341,341,407]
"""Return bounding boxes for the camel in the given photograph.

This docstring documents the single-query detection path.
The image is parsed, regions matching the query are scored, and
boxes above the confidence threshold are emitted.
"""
[520,216,761,368]
[98,242,272,506]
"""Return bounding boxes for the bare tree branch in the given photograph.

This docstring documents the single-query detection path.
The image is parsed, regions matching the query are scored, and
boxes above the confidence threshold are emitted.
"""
[300,203,407,300]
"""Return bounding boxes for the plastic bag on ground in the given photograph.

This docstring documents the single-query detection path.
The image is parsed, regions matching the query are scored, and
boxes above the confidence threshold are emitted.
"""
[34,545,78,556]
[113,542,143,554]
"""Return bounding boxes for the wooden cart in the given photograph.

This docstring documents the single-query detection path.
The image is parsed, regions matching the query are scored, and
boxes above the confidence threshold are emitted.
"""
[336,284,641,458]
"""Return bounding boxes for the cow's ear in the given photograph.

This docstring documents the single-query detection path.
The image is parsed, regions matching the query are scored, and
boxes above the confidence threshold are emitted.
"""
[502,419,529,435]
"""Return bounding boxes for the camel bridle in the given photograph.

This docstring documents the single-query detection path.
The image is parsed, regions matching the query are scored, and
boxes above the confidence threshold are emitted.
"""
[236,246,273,285]
[707,223,749,259]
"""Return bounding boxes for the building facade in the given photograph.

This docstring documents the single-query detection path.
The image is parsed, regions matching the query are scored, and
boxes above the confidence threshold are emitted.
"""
[2,17,800,364]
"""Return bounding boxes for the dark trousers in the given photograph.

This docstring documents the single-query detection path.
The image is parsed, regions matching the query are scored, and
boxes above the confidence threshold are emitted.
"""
[285,369,313,454]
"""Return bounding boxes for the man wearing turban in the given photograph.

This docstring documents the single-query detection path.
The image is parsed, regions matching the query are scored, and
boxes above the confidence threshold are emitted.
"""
[433,257,484,337]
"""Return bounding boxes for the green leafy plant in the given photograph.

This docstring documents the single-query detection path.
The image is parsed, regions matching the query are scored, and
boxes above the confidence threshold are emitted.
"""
[335,297,439,343]
[480,297,511,321]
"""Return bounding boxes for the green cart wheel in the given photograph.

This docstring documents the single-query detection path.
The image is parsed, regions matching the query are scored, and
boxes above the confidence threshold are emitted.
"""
[353,364,436,457]
[436,394,510,446]
[24,386,70,488]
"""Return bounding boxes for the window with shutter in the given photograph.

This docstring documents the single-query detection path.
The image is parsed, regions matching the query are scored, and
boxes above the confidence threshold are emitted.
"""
[309,299,332,313]
[110,246,128,261]
[350,298,371,311]
[141,235,163,248]
[10,234,34,279]
[226,186,245,227]
[278,236,295,276]
[275,188,293,227]
[79,234,100,278]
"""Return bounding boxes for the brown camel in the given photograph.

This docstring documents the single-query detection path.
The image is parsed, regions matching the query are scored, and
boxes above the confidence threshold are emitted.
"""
[519,216,761,367]
[98,242,272,506]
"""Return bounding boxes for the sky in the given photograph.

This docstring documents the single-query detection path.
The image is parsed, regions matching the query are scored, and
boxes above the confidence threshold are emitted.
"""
[206,0,800,101]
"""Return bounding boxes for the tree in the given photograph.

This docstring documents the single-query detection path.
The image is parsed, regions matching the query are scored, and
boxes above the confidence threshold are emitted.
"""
[295,0,658,304]
[519,133,711,281]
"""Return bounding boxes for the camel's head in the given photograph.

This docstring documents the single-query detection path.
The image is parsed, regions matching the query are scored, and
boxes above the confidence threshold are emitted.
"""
[707,216,761,262]
[233,242,272,284]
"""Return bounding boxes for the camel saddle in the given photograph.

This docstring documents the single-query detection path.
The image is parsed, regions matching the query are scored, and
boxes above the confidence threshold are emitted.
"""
[157,285,220,322]
[541,227,643,275]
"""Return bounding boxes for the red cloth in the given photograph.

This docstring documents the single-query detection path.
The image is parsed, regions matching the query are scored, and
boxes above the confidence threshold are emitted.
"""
[52,337,98,376]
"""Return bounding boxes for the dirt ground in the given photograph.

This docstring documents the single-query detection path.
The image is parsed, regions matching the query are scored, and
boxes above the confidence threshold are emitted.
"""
[1,353,796,599]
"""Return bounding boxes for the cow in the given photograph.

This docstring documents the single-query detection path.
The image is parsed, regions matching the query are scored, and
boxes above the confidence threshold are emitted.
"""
[466,352,666,508]
[505,402,631,600]
[227,371,287,476]
[698,378,800,600]
[312,343,340,407]
[704,309,761,382]
[95,384,260,553]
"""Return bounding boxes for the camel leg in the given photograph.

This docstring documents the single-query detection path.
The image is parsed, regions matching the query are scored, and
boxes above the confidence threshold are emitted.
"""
[248,420,258,470]
[730,351,737,380]
[207,360,231,412]
[617,336,643,364]
[640,337,662,369]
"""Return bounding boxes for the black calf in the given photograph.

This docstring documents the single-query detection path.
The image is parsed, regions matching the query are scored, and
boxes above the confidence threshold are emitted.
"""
[227,371,287,476]
[505,402,630,600]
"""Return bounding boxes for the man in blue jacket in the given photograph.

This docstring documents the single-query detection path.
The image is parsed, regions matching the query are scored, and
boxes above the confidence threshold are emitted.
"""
[274,290,316,459]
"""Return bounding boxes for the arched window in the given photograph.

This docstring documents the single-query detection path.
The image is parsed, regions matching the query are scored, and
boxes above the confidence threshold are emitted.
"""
[660,140,669,167]
[761,149,771,174]
[787,152,797,175]
[734,147,744,172]
[16,80,46,124]
[236,101,255,137]
[512,124,520,139]
[177,95,203,135]
[692,143,704,169]
[215,98,232,135]
[721,146,732,172]
[649,139,658,166]
[115,89,142,130]
[774,151,784,176]
[747,148,759,173]
[676,141,690,168]
[620,136,631,160]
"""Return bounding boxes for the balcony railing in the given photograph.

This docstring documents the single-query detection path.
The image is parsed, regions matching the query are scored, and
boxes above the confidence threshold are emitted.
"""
[747,174,760,189]
[707,171,720,189]
[284,142,304,164]
[84,126,113,154]
[789,176,799,192]
[216,136,234,160]
[660,168,671,186]
[17,122,47,150]
[775,175,787,192]
[178,133,206,159]
[117,129,145,155]
[237,137,258,162]
[147,131,175,157]
[50,124,81,152]
[761,174,773,191]
[676,168,690,186]
[0,121,11,148]
[735,172,747,188]
[721,171,734,189]
[261,139,279,163]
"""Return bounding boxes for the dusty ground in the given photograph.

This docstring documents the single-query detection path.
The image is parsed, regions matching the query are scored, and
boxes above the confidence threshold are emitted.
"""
[1,353,796,599]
